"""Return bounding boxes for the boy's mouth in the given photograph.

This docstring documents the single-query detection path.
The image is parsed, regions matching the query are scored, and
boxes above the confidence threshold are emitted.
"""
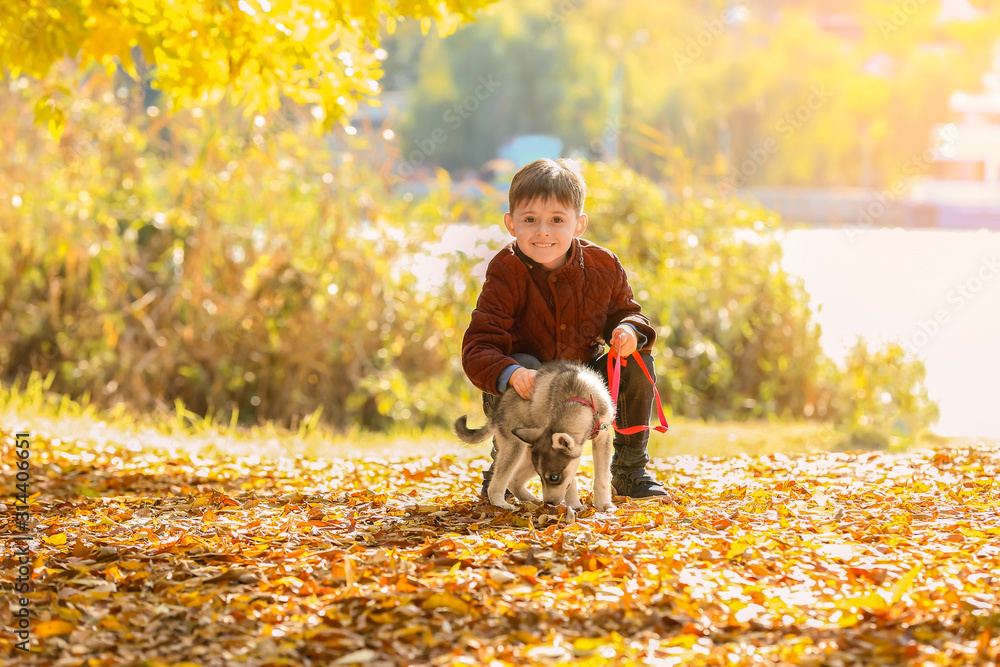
[533,242,556,248]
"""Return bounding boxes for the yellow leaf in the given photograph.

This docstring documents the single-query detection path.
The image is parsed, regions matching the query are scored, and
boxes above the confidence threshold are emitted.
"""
[48,107,66,142]
[44,533,68,546]
[889,565,921,606]
[422,592,469,614]
[393,626,423,638]
[573,637,609,652]
[832,592,887,612]
[275,576,304,589]
[514,630,540,644]
[726,535,754,559]
[831,610,860,628]
[99,616,126,632]
[35,619,75,638]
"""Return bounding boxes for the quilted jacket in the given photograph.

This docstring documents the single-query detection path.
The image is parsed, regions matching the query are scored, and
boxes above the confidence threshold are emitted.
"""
[462,238,657,395]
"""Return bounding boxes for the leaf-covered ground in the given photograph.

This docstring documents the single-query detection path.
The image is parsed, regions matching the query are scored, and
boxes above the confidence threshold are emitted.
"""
[2,426,999,666]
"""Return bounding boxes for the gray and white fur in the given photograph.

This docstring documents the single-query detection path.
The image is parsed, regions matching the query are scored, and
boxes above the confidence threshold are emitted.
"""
[454,361,615,512]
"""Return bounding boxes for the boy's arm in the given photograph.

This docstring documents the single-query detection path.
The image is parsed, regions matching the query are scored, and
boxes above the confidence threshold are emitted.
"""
[616,323,648,351]
[462,262,523,395]
[495,364,522,393]
[604,256,657,352]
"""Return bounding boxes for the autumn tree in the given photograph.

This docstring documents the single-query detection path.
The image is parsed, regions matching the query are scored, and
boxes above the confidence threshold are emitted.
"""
[0,0,498,136]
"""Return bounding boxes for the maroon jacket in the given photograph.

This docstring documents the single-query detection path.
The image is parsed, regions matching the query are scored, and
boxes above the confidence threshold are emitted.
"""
[462,238,656,395]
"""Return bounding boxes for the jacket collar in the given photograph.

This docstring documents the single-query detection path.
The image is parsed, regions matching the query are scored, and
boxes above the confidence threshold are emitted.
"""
[513,238,586,275]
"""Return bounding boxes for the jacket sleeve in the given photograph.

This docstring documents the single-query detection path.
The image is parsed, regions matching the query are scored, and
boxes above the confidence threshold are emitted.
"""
[462,260,522,395]
[603,255,657,353]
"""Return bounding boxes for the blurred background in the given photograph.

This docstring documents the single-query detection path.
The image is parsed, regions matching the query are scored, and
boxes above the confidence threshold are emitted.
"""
[2,0,998,450]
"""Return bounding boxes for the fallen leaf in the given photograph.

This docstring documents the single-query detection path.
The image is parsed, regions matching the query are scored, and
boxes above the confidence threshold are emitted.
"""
[35,619,76,638]
[422,592,470,614]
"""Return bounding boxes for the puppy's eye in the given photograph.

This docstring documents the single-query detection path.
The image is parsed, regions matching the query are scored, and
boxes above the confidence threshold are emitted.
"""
[547,473,560,483]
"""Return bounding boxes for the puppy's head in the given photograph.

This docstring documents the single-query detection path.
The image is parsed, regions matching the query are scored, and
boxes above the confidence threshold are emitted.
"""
[512,427,583,504]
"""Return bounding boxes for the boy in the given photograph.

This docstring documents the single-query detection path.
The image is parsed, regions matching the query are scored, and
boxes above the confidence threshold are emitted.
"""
[462,158,668,500]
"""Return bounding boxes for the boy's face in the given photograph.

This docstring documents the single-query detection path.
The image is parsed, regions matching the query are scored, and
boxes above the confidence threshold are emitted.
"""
[504,196,588,271]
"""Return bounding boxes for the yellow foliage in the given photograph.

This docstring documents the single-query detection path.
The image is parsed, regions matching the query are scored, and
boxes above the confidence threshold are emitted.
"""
[0,0,498,134]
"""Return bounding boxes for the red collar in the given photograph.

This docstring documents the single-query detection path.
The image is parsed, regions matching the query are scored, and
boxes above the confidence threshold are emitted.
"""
[565,393,609,440]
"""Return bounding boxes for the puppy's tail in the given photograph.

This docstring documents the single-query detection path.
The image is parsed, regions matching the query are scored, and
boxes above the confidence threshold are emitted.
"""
[453,416,494,445]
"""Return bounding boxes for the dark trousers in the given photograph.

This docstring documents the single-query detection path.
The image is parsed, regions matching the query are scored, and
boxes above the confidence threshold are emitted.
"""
[483,352,657,474]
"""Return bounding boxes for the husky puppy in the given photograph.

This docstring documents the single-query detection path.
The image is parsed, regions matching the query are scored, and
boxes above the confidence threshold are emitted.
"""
[454,361,615,512]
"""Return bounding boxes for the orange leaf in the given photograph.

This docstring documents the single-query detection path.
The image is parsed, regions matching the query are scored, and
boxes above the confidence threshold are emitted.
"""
[35,619,75,638]
[118,561,146,570]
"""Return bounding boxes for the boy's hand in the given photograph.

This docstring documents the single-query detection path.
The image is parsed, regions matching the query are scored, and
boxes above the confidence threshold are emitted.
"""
[611,325,638,357]
[509,367,537,399]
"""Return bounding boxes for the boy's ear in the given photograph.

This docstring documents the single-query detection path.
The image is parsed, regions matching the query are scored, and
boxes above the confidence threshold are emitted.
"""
[573,212,588,238]
[503,212,516,236]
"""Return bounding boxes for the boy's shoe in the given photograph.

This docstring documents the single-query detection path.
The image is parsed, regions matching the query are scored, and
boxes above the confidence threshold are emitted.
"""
[610,468,669,498]
[610,433,669,498]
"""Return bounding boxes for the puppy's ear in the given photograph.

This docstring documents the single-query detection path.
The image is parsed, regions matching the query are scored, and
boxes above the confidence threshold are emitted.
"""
[551,433,577,454]
[512,427,544,445]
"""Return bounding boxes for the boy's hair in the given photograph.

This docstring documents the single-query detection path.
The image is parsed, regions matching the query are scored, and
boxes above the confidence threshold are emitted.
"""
[508,158,586,216]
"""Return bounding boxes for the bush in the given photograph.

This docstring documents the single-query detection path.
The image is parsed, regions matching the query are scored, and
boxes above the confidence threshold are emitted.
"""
[580,162,938,433]
[0,74,486,431]
[583,161,837,421]
[0,74,938,434]
[835,339,939,436]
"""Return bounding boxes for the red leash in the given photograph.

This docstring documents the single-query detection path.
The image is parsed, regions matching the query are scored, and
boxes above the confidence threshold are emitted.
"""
[608,341,669,435]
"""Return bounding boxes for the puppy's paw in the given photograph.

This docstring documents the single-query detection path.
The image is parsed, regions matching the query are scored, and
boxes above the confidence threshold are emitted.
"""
[594,500,616,513]
[491,499,518,511]
[567,499,584,511]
